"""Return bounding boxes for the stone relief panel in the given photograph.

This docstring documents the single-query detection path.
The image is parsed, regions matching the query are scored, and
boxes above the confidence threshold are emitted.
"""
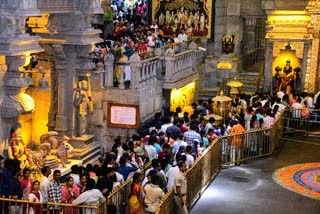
[272,41,304,58]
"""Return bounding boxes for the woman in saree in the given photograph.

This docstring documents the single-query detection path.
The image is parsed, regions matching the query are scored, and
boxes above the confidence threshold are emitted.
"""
[128,172,145,214]
[61,176,80,214]
[21,168,33,200]
[28,180,43,214]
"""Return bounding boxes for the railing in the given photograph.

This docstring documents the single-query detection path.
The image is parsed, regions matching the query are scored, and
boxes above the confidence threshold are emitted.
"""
[103,53,159,89]
[256,62,264,91]
[1,108,318,214]
[242,48,265,70]
[106,161,152,213]
[102,39,206,90]
[157,110,289,213]
[0,197,106,214]
[282,108,320,135]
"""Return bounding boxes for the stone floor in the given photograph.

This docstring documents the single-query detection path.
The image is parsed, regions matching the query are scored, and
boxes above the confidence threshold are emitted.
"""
[191,136,320,214]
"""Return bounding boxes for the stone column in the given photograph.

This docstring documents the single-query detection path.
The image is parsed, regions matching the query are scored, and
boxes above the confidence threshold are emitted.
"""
[53,44,69,133]
[164,48,176,81]
[130,53,142,89]
[301,42,310,93]
[154,48,164,79]
[263,41,273,92]
[104,53,115,88]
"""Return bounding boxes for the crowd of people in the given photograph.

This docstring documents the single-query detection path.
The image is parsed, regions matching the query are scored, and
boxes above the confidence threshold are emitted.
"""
[1,86,319,214]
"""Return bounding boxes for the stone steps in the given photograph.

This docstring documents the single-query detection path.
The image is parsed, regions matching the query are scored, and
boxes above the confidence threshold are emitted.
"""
[197,88,220,102]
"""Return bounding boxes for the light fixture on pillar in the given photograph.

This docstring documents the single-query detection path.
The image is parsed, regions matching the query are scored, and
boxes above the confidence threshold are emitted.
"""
[37,66,50,90]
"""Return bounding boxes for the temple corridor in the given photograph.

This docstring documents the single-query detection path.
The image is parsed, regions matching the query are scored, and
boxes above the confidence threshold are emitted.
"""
[191,136,320,214]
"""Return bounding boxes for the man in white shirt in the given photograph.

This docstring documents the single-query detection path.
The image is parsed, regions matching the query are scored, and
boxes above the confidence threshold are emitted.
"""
[72,178,105,214]
[205,117,216,134]
[143,159,167,190]
[303,93,314,109]
[144,175,165,213]
[40,166,51,203]
[177,29,188,42]
[145,136,158,161]
[277,90,285,100]
[172,134,188,155]
[70,165,80,185]
[292,97,304,118]
[166,165,179,190]
[185,145,194,168]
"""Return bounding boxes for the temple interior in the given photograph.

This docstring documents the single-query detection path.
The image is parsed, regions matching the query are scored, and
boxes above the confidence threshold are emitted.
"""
[0,0,319,213]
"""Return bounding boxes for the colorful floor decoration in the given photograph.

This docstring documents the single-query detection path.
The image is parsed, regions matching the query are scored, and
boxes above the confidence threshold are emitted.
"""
[272,162,320,200]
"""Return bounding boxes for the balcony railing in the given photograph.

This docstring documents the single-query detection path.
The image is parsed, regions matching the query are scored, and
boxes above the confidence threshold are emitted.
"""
[0,197,106,214]
[102,40,205,90]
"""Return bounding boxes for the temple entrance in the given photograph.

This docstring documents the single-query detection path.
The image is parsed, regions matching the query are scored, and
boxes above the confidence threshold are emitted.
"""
[272,44,302,95]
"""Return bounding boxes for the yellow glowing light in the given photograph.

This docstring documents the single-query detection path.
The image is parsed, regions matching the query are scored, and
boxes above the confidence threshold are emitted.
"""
[23,52,32,67]
[268,10,311,22]
[272,52,302,77]
[19,92,35,113]
[217,61,232,70]
[170,82,196,112]
[271,11,308,15]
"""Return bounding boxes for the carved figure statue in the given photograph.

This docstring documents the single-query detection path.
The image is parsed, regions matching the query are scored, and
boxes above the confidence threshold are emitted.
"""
[56,135,74,168]
[279,60,294,95]
[74,80,93,137]
[222,35,235,54]
[10,123,33,169]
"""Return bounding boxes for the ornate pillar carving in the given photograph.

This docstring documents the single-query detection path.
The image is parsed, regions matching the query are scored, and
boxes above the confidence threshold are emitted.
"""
[301,42,310,93]
[29,1,103,137]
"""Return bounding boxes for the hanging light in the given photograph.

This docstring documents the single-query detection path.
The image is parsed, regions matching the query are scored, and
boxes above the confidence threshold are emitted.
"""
[37,66,50,90]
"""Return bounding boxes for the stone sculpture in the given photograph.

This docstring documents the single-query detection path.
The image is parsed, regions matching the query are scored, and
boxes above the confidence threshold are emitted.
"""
[56,135,74,168]
[74,80,93,137]
[10,123,33,169]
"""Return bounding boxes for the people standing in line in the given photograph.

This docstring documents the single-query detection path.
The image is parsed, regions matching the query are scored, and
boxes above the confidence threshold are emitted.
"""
[20,168,33,200]
[61,176,80,214]
[230,120,245,165]
[128,172,145,214]
[40,166,51,204]
[28,180,43,214]
[72,178,105,214]
[174,161,188,214]
[8,167,23,214]
[144,175,165,214]
[48,170,62,212]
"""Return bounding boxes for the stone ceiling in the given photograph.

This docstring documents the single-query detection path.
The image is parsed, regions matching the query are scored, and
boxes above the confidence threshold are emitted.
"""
[273,0,309,10]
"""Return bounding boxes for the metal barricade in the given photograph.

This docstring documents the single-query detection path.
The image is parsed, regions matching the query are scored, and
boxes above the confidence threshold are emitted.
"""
[106,161,151,213]
[0,197,107,214]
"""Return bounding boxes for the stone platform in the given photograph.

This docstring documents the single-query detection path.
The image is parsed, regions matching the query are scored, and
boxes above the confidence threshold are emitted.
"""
[50,134,102,178]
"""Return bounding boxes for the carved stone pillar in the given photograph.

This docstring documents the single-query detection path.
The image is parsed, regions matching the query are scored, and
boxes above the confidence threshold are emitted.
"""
[301,42,310,93]
[129,53,142,89]
[263,41,273,92]
[154,48,164,79]
[29,3,103,137]
[164,48,176,81]
[104,53,115,88]
[53,44,69,133]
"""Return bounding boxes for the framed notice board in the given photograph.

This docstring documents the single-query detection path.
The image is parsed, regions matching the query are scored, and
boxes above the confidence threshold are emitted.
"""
[107,103,140,129]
